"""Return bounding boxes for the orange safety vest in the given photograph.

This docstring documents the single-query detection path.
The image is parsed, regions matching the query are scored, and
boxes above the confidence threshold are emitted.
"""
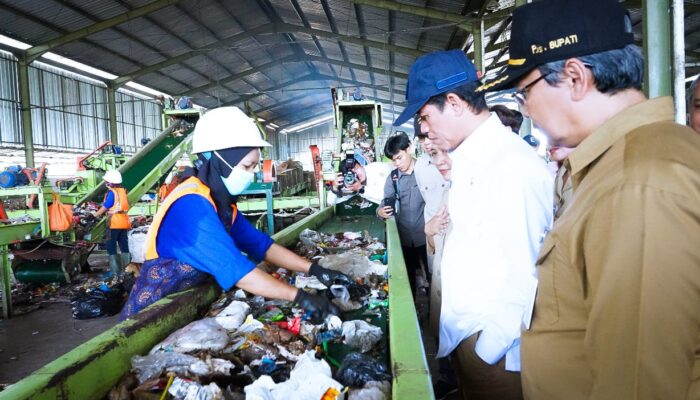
[105,187,131,229]
[145,176,237,261]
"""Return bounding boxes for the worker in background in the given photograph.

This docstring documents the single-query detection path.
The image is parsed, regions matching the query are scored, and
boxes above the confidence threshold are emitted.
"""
[422,142,459,399]
[485,0,700,398]
[400,49,553,400]
[120,107,347,323]
[377,133,428,299]
[689,74,700,134]
[413,117,450,284]
[327,153,391,206]
[93,169,131,278]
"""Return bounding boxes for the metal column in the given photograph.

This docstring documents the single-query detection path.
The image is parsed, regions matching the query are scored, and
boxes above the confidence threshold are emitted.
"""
[1,245,12,319]
[107,84,119,144]
[515,0,532,137]
[473,20,485,76]
[18,54,35,168]
[672,0,686,124]
[643,0,672,98]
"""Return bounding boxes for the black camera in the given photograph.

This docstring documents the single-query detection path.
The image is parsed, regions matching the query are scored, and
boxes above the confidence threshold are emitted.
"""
[344,171,356,186]
[341,152,357,187]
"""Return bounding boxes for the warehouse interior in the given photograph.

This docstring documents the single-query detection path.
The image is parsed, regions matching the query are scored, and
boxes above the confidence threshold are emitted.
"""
[1,0,700,399]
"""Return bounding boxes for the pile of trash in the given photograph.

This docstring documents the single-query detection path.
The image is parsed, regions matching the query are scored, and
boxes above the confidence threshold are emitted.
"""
[110,229,392,400]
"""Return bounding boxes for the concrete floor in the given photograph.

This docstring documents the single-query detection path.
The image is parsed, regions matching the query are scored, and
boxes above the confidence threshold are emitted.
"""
[0,253,120,385]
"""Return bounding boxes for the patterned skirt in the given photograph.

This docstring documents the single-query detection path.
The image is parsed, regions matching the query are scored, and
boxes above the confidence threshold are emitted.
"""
[119,257,210,320]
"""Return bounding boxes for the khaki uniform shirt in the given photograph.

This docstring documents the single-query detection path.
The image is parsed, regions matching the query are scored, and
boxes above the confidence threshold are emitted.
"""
[553,163,572,220]
[522,97,700,399]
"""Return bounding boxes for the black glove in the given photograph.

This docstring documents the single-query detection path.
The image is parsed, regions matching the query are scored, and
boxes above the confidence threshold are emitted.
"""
[294,290,340,324]
[309,263,353,287]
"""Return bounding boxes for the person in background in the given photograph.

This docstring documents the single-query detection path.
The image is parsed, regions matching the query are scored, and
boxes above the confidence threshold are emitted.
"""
[399,49,553,400]
[423,144,459,399]
[486,0,700,398]
[327,155,391,206]
[413,116,450,288]
[121,107,347,322]
[93,169,131,278]
[377,133,428,300]
[489,104,523,134]
[548,146,575,220]
[689,75,700,134]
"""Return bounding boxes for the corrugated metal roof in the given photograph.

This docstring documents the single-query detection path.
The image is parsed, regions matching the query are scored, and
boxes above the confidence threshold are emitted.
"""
[0,0,698,129]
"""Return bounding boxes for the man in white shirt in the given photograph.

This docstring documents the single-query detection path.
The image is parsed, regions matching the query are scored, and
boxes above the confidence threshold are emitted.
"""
[326,157,391,206]
[394,49,553,400]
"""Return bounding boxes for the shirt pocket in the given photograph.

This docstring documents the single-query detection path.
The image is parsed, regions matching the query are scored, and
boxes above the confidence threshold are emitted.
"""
[534,236,560,325]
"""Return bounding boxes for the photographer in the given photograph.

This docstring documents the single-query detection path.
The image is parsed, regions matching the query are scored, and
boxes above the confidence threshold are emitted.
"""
[327,152,391,205]
[377,133,427,300]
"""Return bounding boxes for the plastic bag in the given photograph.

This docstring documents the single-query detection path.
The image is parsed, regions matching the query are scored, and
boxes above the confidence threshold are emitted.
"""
[319,249,375,279]
[131,353,234,384]
[336,353,391,388]
[49,193,73,231]
[299,229,323,247]
[348,381,391,400]
[168,377,224,400]
[244,350,343,400]
[127,225,149,263]
[342,321,382,353]
[212,300,250,330]
[71,287,125,319]
[150,318,229,354]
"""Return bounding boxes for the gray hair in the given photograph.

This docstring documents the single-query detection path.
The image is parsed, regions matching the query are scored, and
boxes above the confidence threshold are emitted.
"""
[537,44,644,95]
[689,75,700,105]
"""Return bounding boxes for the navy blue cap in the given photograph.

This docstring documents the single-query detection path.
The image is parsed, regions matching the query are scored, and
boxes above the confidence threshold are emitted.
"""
[393,50,479,126]
[480,0,634,92]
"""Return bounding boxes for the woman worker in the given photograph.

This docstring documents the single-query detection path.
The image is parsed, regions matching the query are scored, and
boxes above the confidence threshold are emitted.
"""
[93,169,131,278]
[120,107,348,322]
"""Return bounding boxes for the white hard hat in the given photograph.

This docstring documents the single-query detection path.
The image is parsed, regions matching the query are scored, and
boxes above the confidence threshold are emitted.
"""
[192,107,271,154]
[103,169,123,184]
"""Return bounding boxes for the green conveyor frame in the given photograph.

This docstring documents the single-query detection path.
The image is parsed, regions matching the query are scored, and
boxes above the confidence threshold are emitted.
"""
[0,206,434,399]
[78,120,195,242]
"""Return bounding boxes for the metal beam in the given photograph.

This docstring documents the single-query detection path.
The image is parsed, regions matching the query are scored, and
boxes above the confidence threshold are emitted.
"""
[107,84,118,144]
[353,0,471,32]
[181,54,407,97]
[220,73,405,110]
[114,22,421,90]
[473,19,485,74]
[18,54,34,168]
[26,0,182,62]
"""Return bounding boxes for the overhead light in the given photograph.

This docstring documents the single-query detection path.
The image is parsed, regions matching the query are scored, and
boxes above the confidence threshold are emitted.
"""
[42,52,118,80]
[686,74,699,83]
[285,115,333,133]
[268,123,279,129]
[0,34,31,50]
[125,81,170,98]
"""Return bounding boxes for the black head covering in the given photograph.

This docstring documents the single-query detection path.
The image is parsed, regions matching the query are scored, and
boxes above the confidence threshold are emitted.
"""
[195,147,255,230]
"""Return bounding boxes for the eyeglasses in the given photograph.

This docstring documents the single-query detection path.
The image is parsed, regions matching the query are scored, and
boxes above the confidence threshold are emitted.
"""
[512,72,552,106]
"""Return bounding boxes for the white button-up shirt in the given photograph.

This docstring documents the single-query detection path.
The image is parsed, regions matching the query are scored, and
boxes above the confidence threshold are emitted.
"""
[438,114,553,372]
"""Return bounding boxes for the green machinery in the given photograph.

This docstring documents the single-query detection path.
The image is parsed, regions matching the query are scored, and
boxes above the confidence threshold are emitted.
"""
[0,207,434,400]
[0,109,202,318]
[314,89,384,201]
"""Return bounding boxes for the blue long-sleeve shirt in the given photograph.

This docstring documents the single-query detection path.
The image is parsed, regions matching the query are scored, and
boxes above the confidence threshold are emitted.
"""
[155,194,274,290]
[103,190,115,209]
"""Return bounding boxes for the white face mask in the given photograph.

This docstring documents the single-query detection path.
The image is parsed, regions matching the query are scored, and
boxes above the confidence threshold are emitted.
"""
[215,151,255,195]
[221,166,254,195]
